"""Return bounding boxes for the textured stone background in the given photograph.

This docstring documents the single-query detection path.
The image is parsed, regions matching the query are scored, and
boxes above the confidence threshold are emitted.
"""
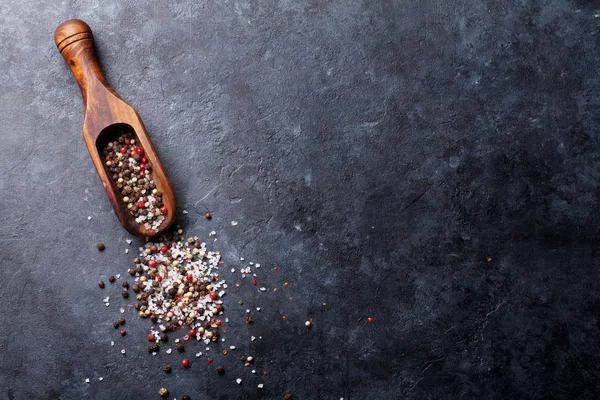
[1,0,600,399]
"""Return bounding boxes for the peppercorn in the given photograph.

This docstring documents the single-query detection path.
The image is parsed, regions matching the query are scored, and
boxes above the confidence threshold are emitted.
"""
[113,320,120,328]
[121,290,129,298]
[128,268,136,276]
[162,365,171,373]
[148,343,159,352]
[216,365,224,375]
[181,358,190,368]
[159,333,168,342]
[108,275,116,283]
[133,257,141,264]
[305,320,311,327]
[150,314,158,323]
[121,281,129,288]
[245,316,253,324]
[181,395,191,400]
[284,395,292,400]
[96,242,105,251]
[132,284,139,292]
[176,343,184,352]
[150,245,158,253]
[117,318,125,325]
[98,280,105,289]
[134,302,141,310]
[120,329,126,336]
[204,212,212,219]
[158,387,168,397]
[240,356,246,362]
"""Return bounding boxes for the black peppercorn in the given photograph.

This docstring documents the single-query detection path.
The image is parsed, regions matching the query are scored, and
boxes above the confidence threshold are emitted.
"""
[175,343,184,352]
[181,395,191,400]
[150,314,158,323]
[148,343,159,352]
[108,275,116,283]
[284,395,292,400]
[159,333,168,342]
[117,318,125,325]
[98,280,105,289]
[121,290,129,298]
[121,281,129,289]
[162,365,171,373]
[240,355,246,362]
[113,320,120,329]
[133,257,141,264]
[216,366,224,375]
[128,268,136,276]
[96,242,105,251]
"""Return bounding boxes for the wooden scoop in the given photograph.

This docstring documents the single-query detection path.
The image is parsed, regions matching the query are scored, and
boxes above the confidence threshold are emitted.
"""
[54,19,176,236]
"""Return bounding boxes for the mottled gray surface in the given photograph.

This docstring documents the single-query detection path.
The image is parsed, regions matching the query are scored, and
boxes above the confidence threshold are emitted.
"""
[1,0,600,399]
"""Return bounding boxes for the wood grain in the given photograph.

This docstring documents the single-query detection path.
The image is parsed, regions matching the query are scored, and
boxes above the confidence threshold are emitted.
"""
[55,19,176,236]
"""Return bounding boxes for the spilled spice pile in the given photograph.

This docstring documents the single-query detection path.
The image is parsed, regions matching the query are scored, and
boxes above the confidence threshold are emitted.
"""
[128,229,225,344]
[102,130,167,231]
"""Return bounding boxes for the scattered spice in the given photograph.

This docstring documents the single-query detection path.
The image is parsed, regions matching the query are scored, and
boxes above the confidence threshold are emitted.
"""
[181,358,190,368]
[108,275,116,283]
[96,242,105,251]
[181,395,191,400]
[158,387,169,397]
[368,317,374,323]
[98,280,105,289]
[204,212,212,219]
[176,343,184,352]
[305,320,311,327]
[162,365,171,373]
[216,365,225,375]
[284,394,292,400]
[120,329,126,336]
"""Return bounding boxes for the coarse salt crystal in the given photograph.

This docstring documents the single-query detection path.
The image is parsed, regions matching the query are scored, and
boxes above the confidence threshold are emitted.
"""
[120,308,124,313]
[110,341,114,346]
[230,345,236,350]
[183,210,188,214]
[99,377,103,382]
[240,257,245,261]
[251,336,256,341]
[121,349,126,354]
[231,268,235,273]
[166,348,172,354]
[87,216,92,220]
[196,352,202,357]
[255,264,260,268]
[252,370,256,374]
[246,309,250,314]
[105,303,110,307]
[126,239,132,244]
[256,307,261,312]
[116,274,120,279]
[259,287,267,292]
[258,384,264,389]
[236,378,242,385]
[225,318,229,323]
[85,378,90,383]
[231,221,238,226]
[125,249,129,254]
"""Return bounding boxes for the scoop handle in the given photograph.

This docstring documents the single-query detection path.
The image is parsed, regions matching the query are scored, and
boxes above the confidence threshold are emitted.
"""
[54,19,113,107]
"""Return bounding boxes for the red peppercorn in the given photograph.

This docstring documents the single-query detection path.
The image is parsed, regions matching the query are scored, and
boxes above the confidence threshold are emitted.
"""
[160,245,168,253]
[147,334,155,341]
[251,276,257,285]
[186,274,193,282]
[119,147,127,154]
[207,358,213,364]
[120,329,126,336]
[148,259,157,267]
[139,163,145,170]
[209,291,217,300]
[181,358,190,368]
[125,139,130,145]
[215,319,222,326]
[368,317,374,323]
[284,282,289,287]
[137,200,145,208]
[160,206,168,214]
[133,147,144,155]
[183,334,190,341]
[141,157,148,164]
[189,329,196,336]
[156,275,163,282]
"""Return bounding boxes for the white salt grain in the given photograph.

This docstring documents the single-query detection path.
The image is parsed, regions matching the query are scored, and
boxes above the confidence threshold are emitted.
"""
[230,345,236,350]
[240,257,245,261]
[87,216,92,220]
[116,274,121,279]
[121,349,126,354]
[259,287,267,292]
[236,378,242,385]
[183,210,188,214]
[256,307,261,312]
[110,341,114,346]
[85,378,90,383]
[255,264,261,268]
[231,221,238,226]
[252,370,256,374]
[99,377,103,382]
[125,249,129,254]
[166,348,172,354]
[258,384,264,389]
[120,308,124,314]
[251,336,256,341]
[126,239,132,244]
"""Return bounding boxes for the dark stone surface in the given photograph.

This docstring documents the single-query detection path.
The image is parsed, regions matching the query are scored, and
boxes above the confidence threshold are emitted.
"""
[1,0,600,399]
